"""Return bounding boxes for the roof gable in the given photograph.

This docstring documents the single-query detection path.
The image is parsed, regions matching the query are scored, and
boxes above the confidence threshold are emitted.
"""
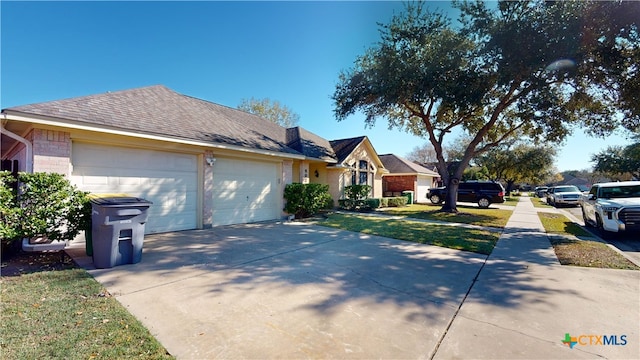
[329,136,368,163]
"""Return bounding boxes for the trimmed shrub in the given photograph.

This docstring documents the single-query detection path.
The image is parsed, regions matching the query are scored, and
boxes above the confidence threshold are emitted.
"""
[284,183,333,219]
[386,196,408,207]
[344,184,371,201]
[339,185,374,211]
[365,198,381,209]
[1,172,91,247]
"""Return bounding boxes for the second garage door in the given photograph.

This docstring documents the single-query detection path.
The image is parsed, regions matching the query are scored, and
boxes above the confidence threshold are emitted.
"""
[212,158,281,226]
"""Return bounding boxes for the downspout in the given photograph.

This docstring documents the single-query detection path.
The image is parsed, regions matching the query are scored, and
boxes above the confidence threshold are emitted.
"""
[1,121,33,173]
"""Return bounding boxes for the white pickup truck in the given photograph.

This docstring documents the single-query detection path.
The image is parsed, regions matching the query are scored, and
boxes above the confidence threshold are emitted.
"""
[581,181,640,238]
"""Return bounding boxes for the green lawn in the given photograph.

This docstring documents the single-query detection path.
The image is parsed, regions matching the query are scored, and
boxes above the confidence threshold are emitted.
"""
[1,266,173,360]
[379,203,512,228]
[503,196,520,206]
[530,196,554,208]
[537,212,591,237]
[319,213,500,255]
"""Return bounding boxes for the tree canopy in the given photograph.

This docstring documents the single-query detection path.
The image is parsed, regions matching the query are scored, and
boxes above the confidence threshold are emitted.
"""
[476,142,557,191]
[333,0,639,212]
[238,97,300,128]
[591,136,640,180]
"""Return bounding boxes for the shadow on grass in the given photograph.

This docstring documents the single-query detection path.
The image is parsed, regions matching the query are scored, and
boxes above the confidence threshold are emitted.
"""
[380,203,512,228]
[320,213,499,255]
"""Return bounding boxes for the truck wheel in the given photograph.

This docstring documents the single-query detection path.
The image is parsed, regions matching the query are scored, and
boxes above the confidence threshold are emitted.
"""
[478,197,490,208]
[429,194,441,204]
[596,215,615,240]
[582,207,593,227]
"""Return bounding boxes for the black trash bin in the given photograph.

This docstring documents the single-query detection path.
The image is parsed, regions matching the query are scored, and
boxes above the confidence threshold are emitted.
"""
[90,196,152,269]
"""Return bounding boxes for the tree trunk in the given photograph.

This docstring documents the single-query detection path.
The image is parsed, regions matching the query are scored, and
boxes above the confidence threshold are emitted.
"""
[505,180,515,194]
[440,178,460,213]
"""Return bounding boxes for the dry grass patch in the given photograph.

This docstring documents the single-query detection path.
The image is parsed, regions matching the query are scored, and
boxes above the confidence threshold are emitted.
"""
[550,237,639,270]
[538,212,639,270]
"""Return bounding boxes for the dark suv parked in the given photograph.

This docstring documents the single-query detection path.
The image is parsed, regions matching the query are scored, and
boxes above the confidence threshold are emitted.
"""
[428,181,506,208]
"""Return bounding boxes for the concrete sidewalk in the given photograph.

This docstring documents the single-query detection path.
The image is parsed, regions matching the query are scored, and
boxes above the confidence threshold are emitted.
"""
[434,196,640,359]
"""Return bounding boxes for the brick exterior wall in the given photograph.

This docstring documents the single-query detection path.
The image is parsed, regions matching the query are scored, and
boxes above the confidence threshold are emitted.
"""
[384,175,416,193]
[30,129,72,176]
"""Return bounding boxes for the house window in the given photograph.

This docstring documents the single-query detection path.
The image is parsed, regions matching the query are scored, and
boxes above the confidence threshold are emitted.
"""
[358,160,370,186]
[359,171,368,185]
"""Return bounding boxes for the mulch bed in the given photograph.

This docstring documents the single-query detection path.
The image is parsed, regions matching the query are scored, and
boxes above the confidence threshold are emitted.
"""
[1,250,77,277]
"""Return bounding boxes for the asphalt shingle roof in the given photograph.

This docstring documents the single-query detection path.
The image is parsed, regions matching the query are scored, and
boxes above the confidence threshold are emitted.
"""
[2,85,301,155]
[286,127,337,162]
[379,154,440,176]
[329,136,367,163]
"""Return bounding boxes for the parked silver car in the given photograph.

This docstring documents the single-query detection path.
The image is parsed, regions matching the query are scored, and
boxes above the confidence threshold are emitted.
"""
[547,185,582,207]
[534,186,548,198]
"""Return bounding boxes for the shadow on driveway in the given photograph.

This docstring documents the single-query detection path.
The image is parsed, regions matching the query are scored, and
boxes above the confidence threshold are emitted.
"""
[67,222,594,359]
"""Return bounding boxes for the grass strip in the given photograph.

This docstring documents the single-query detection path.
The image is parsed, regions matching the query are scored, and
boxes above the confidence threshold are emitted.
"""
[319,213,500,255]
[538,212,591,237]
[1,267,173,360]
[379,204,512,229]
[549,237,640,270]
[529,196,554,208]
[537,212,639,270]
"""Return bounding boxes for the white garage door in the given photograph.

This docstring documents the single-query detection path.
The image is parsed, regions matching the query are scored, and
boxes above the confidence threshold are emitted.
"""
[71,143,198,234]
[416,176,432,203]
[212,158,280,226]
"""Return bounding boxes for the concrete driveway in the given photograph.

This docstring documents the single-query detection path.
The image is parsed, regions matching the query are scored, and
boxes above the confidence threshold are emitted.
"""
[71,222,487,359]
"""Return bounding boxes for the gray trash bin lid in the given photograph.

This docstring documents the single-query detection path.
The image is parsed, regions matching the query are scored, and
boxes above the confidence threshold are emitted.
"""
[90,197,152,207]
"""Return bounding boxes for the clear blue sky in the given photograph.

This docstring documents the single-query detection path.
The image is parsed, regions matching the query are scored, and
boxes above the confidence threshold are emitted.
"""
[1,1,632,172]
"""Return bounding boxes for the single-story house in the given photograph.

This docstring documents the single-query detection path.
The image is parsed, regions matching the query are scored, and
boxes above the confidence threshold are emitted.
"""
[1,85,393,233]
[379,154,440,203]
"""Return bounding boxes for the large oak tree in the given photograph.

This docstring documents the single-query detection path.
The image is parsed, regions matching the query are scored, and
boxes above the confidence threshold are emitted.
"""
[333,0,639,212]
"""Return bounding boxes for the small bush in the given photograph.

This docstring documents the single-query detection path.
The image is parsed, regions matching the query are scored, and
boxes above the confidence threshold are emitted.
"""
[284,183,333,219]
[365,198,381,209]
[338,199,366,211]
[344,184,371,201]
[386,197,408,207]
[339,185,374,211]
[0,172,91,247]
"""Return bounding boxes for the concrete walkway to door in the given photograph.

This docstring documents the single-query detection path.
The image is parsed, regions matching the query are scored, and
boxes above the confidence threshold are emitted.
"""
[66,196,639,359]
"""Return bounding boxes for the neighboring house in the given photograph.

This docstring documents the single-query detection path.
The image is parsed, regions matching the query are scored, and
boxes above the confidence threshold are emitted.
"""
[379,154,440,203]
[563,176,591,192]
[1,85,388,233]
